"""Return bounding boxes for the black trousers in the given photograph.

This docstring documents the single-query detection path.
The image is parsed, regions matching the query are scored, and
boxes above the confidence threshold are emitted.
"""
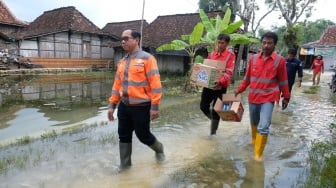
[117,102,156,145]
[200,87,227,121]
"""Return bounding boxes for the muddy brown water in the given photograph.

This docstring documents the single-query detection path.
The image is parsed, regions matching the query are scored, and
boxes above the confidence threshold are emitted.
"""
[0,71,335,188]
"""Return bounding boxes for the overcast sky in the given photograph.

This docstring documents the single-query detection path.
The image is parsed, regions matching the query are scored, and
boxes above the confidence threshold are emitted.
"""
[3,0,335,29]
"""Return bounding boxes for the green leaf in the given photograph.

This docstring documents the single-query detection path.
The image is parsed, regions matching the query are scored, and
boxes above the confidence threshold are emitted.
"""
[171,40,189,50]
[229,33,259,45]
[224,20,244,34]
[189,22,204,45]
[181,35,190,42]
[199,9,214,33]
[222,8,231,27]
[156,44,176,52]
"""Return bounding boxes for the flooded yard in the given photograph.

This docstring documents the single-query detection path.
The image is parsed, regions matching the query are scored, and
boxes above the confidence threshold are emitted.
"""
[0,71,335,188]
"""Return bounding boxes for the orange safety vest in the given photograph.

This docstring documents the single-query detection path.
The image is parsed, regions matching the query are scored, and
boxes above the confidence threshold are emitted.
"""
[109,51,162,110]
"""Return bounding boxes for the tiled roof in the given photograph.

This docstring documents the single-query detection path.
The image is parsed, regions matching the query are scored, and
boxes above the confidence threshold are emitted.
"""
[20,6,103,39]
[301,25,336,47]
[102,20,148,38]
[142,11,224,48]
[0,0,27,26]
[316,25,336,45]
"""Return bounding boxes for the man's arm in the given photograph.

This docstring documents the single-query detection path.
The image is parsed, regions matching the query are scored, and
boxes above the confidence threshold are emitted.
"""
[218,52,236,87]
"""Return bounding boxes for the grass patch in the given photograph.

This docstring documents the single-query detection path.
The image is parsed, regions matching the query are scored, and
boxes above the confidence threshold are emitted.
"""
[303,86,319,94]
[298,122,336,188]
[97,133,118,145]
[40,130,58,140]
[16,136,31,145]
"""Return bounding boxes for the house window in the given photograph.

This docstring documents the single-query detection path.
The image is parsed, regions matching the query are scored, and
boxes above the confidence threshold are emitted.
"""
[83,41,91,58]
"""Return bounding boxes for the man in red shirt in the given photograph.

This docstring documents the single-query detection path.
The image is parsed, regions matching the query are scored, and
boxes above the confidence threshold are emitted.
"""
[234,32,290,161]
[200,34,236,135]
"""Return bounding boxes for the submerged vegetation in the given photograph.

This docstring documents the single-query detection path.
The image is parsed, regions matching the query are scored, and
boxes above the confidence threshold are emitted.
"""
[303,85,319,94]
[299,123,336,188]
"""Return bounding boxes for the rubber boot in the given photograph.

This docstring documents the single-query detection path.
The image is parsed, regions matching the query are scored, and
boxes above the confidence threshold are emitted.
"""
[254,133,268,162]
[149,139,165,163]
[250,125,257,145]
[119,142,132,171]
[210,119,220,135]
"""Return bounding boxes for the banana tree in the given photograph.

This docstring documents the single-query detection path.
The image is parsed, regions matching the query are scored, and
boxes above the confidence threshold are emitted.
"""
[156,22,206,91]
[199,8,259,82]
[199,8,258,52]
[156,22,205,65]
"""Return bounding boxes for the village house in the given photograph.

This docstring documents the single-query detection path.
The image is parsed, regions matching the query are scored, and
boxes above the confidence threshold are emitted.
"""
[0,0,119,69]
[300,25,336,70]
[0,0,27,51]
[16,6,119,68]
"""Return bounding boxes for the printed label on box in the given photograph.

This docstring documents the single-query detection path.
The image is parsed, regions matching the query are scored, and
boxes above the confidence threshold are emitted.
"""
[196,70,209,84]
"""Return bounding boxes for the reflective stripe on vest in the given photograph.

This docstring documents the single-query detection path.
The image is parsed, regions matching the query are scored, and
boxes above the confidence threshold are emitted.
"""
[249,54,281,93]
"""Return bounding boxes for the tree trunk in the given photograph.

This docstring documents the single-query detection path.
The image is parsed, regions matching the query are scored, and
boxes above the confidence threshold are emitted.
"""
[233,44,245,84]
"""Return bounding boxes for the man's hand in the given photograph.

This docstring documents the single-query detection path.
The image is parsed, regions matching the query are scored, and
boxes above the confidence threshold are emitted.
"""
[213,82,222,90]
[150,110,160,120]
[107,108,115,121]
[234,91,240,97]
[282,98,290,110]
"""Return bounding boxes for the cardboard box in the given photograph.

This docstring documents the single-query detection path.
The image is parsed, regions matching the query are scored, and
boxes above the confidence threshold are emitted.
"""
[203,59,226,69]
[190,59,226,88]
[214,94,244,122]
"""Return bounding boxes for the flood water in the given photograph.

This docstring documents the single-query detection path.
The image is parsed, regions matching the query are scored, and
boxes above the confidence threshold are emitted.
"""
[0,71,335,188]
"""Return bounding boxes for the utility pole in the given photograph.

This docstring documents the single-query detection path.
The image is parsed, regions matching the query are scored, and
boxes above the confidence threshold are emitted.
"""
[140,0,145,49]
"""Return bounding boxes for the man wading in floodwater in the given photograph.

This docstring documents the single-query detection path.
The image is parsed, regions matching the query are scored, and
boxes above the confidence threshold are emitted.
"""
[107,29,165,171]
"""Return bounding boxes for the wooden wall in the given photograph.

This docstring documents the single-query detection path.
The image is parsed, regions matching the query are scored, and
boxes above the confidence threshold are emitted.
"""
[27,57,114,69]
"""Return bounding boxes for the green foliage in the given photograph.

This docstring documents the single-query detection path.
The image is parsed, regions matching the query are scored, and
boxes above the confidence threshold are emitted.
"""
[303,86,319,94]
[156,7,259,92]
[283,25,300,49]
[156,40,189,52]
[189,22,205,46]
[16,136,31,145]
[301,139,336,188]
[200,9,244,42]
[199,8,257,51]
[260,19,335,51]
[300,19,336,44]
[194,55,205,64]
[40,130,58,140]
[198,0,239,21]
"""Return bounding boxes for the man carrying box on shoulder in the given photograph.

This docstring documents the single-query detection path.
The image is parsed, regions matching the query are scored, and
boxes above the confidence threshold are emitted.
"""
[200,33,236,135]
[234,31,290,162]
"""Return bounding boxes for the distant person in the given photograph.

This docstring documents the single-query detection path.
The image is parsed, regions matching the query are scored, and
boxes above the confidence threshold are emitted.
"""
[310,55,324,85]
[275,48,303,107]
[107,29,165,171]
[234,32,290,161]
[286,48,303,91]
[199,33,236,135]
